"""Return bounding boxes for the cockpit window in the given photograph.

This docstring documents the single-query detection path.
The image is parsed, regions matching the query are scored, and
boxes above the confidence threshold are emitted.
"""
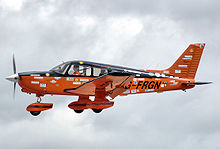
[68,64,91,76]
[68,64,79,75]
[50,63,69,74]
[93,67,108,76]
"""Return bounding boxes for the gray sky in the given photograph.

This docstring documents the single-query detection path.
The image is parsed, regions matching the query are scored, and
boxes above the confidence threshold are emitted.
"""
[0,0,220,148]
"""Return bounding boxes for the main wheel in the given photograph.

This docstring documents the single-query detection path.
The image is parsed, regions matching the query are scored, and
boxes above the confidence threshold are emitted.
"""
[74,110,84,113]
[30,111,41,116]
[92,109,103,113]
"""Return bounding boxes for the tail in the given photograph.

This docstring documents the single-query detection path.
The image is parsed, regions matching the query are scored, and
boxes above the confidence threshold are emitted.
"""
[148,43,206,79]
[165,43,205,79]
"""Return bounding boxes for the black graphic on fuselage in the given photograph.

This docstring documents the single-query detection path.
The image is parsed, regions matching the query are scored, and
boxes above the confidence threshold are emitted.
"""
[124,80,161,90]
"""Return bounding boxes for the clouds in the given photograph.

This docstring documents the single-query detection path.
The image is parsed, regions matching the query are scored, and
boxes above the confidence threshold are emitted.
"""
[0,0,220,149]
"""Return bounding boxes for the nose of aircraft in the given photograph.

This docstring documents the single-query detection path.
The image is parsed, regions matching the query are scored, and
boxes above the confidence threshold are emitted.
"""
[6,74,19,83]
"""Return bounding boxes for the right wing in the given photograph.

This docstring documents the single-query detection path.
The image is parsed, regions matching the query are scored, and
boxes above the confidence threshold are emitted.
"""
[64,72,135,98]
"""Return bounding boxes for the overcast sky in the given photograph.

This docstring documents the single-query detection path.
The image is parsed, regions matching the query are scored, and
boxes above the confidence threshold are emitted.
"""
[0,0,220,148]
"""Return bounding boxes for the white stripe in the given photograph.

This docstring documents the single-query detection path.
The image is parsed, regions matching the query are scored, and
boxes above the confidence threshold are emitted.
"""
[31,81,39,84]
[178,65,188,68]
[34,77,43,79]
[182,58,192,60]
[185,55,193,58]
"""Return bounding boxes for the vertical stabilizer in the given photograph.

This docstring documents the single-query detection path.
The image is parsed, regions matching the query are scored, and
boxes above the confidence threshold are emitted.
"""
[147,43,205,79]
[165,43,205,79]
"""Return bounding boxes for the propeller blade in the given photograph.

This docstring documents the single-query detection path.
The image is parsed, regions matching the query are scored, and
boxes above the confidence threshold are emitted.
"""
[13,54,17,100]
[13,54,16,74]
[13,82,16,100]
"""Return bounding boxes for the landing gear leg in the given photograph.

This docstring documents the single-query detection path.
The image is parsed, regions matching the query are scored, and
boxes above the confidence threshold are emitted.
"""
[37,96,42,103]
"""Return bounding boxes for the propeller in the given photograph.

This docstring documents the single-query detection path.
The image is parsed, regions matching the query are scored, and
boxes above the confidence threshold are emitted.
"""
[6,54,19,100]
[13,54,16,99]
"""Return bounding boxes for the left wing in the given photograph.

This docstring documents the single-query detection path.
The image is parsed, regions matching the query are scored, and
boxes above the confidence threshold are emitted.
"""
[64,72,135,99]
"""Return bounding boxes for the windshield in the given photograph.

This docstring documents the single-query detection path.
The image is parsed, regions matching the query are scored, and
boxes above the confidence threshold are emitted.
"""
[50,63,69,74]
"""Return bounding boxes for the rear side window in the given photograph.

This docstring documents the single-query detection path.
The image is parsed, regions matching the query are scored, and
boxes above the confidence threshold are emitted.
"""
[93,67,108,76]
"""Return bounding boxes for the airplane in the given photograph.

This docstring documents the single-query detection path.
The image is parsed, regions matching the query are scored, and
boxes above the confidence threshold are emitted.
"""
[6,43,211,116]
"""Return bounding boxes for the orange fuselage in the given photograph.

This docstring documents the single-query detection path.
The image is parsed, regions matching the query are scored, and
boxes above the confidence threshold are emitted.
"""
[19,75,195,97]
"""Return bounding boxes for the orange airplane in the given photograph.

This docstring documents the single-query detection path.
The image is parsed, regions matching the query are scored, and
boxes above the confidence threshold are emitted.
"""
[6,43,211,116]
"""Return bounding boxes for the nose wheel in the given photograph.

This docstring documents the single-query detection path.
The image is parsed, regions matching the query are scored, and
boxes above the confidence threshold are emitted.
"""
[30,111,41,116]
[26,96,53,116]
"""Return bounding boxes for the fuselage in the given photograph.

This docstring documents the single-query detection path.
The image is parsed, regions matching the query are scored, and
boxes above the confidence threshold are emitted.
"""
[18,65,195,97]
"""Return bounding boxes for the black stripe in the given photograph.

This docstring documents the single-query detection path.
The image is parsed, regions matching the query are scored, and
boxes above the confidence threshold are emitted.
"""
[28,105,52,108]
[69,104,87,107]
[69,102,113,107]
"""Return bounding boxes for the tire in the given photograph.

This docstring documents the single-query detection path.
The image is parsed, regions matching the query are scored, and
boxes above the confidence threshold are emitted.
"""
[92,109,103,113]
[30,111,41,116]
[74,110,84,113]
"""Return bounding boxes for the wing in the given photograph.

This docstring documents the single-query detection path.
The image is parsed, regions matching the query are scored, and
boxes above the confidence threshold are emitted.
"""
[64,72,135,99]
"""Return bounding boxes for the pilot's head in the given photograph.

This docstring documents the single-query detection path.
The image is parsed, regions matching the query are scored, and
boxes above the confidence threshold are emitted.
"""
[73,65,78,70]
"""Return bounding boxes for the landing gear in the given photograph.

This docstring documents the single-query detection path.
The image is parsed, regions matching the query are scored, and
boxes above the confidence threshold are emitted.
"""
[74,110,84,113]
[68,95,113,114]
[26,95,53,116]
[92,109,103,113]
[30,111,41,116]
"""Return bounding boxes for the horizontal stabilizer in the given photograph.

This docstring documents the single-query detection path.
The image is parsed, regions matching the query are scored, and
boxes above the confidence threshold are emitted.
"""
[193,82,213,85]
[183,81,212,86]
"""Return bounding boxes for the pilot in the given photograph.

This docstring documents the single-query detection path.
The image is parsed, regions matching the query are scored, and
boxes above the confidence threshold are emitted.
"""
[73,65,80,75]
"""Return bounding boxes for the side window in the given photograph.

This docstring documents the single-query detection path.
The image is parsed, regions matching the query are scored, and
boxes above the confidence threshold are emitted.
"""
[86,67,91,76]
[93,67,108,76]
[68,64,92,76]
[100,68,108,75]
[79,65,91,76]
[93,67,101,76]
[68,65,73,75]
[79,65,84,75]
[68,64,79,75]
